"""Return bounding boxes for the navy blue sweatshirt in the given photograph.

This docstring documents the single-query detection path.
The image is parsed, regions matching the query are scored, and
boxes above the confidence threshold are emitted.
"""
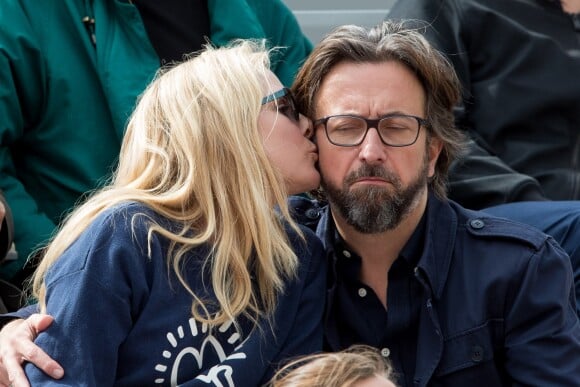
[25,202,326,386]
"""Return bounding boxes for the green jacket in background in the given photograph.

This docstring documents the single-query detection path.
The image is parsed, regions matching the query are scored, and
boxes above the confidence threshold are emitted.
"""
[0,0,312,283]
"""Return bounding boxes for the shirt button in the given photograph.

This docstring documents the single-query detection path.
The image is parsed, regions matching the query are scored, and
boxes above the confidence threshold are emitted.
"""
[342,250,352,258]
[380,347,391,358]
[305,208,320,219]
[470,219,485,229]
[358,288,367,297]
[471,345,484,362]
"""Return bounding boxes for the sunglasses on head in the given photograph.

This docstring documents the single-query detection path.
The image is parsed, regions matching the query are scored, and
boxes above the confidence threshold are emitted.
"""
[261,87,300,123]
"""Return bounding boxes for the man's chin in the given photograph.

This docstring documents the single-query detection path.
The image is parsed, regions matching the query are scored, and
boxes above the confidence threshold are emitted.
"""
[349,185,392,201]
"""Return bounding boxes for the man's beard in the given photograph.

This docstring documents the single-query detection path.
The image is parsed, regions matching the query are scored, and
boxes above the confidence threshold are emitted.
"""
[321,159,429,234]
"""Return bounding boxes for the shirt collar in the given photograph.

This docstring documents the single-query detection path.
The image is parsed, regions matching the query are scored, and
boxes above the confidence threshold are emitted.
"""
[329,209,426,263]
[318,191,456,298]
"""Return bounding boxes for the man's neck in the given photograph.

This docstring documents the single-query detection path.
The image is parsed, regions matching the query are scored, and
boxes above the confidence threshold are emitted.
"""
[330,190,428,307]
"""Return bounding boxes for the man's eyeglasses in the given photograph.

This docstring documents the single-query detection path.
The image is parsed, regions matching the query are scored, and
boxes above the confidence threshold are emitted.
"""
[313,114,429,147]
[261,88,300,123]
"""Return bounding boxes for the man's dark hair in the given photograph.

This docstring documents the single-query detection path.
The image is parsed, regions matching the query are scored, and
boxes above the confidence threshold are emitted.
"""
[293,20,467,199]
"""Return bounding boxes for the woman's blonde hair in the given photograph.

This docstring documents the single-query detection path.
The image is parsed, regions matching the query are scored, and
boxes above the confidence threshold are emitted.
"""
[269,345,396,387]
[31,40,302,327]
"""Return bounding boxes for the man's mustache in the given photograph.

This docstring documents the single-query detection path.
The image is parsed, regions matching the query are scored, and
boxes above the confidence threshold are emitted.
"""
[344,164,399,186]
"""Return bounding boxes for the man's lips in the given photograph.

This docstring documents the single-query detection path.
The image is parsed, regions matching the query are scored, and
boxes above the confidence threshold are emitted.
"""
[351,177,389,185]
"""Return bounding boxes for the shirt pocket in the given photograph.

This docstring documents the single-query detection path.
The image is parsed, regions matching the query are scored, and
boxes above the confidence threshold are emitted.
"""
[434,319,505,383]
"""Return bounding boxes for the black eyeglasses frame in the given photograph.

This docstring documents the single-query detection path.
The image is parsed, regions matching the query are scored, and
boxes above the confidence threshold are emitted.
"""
[313,113,429,147]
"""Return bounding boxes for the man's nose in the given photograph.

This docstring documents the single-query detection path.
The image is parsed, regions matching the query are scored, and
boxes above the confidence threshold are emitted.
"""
[358,127,386,164]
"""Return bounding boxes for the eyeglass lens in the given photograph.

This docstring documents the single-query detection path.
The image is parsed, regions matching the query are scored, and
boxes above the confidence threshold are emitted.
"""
[325,115,420,146]
[276,94,300,123]
[262,88,300,123]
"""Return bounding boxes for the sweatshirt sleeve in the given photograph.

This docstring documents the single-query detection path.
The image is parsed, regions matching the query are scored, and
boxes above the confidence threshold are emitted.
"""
[24,210,152,386]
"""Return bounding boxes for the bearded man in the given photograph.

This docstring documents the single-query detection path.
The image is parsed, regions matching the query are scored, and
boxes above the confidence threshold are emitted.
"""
[290,20,580,387]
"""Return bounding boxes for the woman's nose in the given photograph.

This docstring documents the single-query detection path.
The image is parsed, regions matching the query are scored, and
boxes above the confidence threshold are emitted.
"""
[300,114,314,138]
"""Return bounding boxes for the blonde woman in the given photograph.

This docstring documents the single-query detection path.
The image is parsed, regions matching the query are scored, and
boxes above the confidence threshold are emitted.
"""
[19,40,325,386]
[269,345,397,387]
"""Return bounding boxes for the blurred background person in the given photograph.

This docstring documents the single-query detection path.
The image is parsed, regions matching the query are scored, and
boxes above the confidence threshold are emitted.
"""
[387,0,580,206]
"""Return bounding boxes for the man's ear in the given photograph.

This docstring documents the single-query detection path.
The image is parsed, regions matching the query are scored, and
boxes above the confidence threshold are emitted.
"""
[427,136,443,178]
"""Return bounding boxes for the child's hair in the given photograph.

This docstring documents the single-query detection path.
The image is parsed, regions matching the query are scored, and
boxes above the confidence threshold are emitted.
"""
[269,345,397,387]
